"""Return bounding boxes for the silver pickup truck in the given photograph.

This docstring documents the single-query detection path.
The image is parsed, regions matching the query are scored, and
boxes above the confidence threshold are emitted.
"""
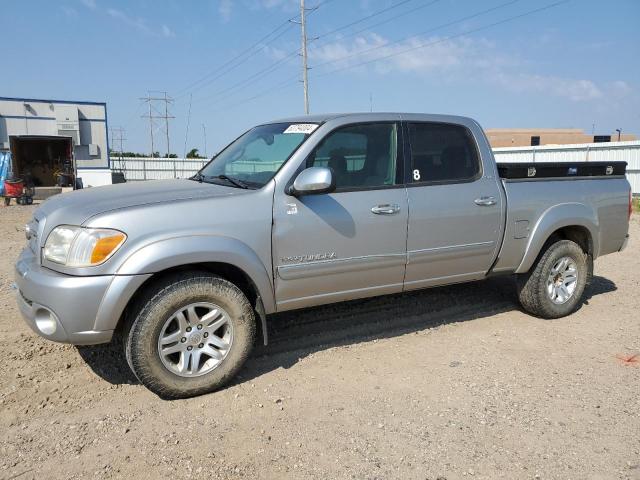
[15,113,631,398]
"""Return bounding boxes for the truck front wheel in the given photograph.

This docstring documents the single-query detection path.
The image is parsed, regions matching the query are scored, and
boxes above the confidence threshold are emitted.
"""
[125,272,256,399]
[516,239,588,319]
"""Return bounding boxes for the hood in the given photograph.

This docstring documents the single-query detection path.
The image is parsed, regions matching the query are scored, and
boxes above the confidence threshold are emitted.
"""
[36,179,246,226]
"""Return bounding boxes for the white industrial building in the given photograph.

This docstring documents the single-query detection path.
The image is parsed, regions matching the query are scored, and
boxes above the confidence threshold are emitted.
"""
[0,96,112,188]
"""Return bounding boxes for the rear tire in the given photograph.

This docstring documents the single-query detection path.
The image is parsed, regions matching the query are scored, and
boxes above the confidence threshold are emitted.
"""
[517,239,588,319]
[125,272,256,399]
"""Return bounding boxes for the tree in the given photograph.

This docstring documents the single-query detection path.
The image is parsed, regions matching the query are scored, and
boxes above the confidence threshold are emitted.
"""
[186,148,203,159]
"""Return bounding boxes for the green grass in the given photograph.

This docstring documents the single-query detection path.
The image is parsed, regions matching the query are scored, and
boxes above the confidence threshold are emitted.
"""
[633,197,640,213]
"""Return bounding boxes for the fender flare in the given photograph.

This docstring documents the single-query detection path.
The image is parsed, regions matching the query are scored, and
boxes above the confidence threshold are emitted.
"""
[114,235,276,313]
[515,202,599,274]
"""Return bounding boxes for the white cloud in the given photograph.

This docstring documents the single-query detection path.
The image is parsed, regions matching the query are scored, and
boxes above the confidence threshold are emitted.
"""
[309,34,631,103]
[491,72,602,101]
[80,0,96,9]
[610,80,632,97]
[218,1,300,21]
[61,5,78,18]
[255,0,298,11]
[105,8,175,38]
[107,8,153,35]
[162,25,176,38]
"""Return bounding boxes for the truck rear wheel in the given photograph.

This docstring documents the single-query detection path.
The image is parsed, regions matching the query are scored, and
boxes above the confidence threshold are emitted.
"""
[517,239,588,319]
[125,272,256,399]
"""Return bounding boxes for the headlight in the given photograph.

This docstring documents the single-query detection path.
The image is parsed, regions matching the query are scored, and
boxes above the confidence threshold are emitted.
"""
[43,226,126,267]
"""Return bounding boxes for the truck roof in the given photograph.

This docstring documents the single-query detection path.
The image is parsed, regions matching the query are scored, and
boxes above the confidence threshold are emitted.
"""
[270,112,476,125]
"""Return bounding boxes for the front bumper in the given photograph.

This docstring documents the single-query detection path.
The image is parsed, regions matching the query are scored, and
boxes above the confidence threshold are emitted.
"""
[15,248,117,345]
[619,234,630,252]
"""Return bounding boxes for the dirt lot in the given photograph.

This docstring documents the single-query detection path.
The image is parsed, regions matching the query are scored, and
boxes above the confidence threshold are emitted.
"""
[0,203,638,480]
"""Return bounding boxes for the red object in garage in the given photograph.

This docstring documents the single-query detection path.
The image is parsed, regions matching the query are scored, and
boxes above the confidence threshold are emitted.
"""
[3,178,24,197]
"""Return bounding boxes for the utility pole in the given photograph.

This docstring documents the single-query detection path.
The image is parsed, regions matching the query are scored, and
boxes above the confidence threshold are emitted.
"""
[616,128,622,142]
[202,124,208,159]
[300,0,310,114]
[164,92,172,157]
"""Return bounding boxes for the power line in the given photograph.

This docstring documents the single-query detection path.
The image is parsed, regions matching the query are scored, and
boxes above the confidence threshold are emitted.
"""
[312,0,523,71]
[175,1,331,101]
[316,0,416,39]
[196,0,441,106]
[210,74,300,113]
[178,0,333,103]
[174,18,295,99]
[309,0,442,52]
[197,50,299,104]
[210,0,569,113]
[313,0,570,78]
[176,22,296,100]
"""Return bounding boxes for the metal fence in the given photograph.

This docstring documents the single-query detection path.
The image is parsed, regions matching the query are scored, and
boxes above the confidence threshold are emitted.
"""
[111,157,209,181]
[493,140,640,194]
[113,141,640,194]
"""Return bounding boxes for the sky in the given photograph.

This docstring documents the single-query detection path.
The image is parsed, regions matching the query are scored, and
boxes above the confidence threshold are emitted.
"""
[2,0,639,155]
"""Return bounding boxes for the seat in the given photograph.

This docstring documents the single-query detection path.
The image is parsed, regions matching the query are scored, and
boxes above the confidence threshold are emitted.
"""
[363,154,391,186]
[328,153,348,187]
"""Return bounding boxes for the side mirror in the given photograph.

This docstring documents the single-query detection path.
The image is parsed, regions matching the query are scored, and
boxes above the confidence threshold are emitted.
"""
[289,167,335,196]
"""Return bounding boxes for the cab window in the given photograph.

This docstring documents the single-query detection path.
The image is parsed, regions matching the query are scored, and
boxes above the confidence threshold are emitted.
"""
[307,123,399,190]
[407,122,480,183]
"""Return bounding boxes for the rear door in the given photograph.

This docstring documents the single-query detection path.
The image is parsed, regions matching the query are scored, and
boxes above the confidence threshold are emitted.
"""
[272,122,408,311]
[403,121,503,289]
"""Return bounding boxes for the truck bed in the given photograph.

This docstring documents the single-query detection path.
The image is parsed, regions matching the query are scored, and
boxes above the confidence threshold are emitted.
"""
[492,161,630,274]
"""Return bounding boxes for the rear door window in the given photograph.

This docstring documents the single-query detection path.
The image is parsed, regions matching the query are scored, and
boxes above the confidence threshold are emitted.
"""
[407,122,480,183]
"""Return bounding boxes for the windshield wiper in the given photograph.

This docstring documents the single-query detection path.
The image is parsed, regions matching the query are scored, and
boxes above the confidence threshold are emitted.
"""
[213,174,250,189]
[190,172,205,183]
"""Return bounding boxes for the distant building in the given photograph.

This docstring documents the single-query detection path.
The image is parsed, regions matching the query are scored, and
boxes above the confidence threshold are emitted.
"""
[485,128,637,148]
[0,96,112,187]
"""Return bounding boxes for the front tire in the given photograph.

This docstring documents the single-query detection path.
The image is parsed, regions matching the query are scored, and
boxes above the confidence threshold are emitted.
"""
[125,272,256,399]
[517,239,588,319]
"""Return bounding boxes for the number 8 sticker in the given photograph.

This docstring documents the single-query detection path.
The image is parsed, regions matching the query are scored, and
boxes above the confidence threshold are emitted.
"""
[413,169,421,181]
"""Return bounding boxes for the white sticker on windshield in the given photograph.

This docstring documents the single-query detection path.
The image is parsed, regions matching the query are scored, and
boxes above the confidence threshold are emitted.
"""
[284,123,319,135]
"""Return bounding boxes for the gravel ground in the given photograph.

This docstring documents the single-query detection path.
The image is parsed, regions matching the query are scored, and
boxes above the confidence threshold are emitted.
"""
[0,203,638,480]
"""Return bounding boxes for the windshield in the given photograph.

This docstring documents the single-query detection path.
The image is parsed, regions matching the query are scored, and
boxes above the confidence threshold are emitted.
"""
[197,122,318,188]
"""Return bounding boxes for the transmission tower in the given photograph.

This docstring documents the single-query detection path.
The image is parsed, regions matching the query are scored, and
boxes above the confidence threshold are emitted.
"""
[109,126,127,174]
[140,92,175,157]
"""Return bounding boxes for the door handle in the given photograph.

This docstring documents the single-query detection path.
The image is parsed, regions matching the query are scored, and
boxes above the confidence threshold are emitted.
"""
[371,204,401,215]
[474,196,497,206]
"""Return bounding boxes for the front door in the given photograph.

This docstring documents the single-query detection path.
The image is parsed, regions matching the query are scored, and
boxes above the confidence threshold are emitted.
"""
[272,122,408,311]
[404,121,503,289]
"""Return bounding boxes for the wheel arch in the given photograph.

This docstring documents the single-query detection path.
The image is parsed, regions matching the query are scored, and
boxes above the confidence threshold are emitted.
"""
[516,203,598,274]
[97,236,274,345]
